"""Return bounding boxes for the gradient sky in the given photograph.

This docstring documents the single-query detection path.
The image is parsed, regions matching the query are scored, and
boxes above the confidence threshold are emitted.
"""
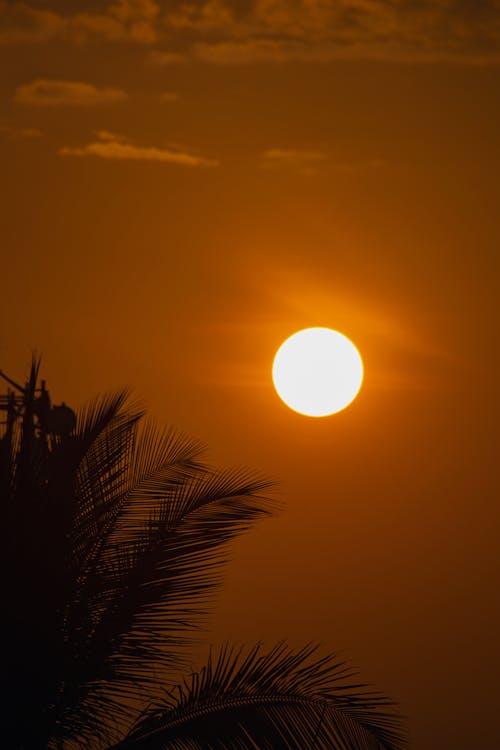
[1,2,499,748]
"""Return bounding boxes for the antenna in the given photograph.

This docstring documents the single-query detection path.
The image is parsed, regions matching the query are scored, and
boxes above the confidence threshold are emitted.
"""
[0,366,76,439]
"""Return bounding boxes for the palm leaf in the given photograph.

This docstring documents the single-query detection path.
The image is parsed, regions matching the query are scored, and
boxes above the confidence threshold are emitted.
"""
[55,430,275,743]
[63,466,273,689]
[109,643,406,750]
[1,366,406,750]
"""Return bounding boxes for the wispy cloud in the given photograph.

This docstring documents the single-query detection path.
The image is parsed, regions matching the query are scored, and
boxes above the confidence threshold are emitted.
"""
[191,40,313,65]
[72,0,160,44]
[94,130,128,143]
[260,148,327,175]
[0,125,43,139]
[59,131,218,168]
[0,0,160,45]
[147,50,188,65]
[155,0,500,65]
[2,1,500,65]
[14,79,127,107]
[0,2,65,45]
[158,91,179,102]
[259,147,387,175]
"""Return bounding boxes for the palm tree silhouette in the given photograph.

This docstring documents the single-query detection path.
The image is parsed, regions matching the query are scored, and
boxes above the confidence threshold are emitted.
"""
[0,360,405,750]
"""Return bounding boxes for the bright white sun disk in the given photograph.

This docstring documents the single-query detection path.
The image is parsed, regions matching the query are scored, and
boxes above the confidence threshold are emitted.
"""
[272,328,363,417]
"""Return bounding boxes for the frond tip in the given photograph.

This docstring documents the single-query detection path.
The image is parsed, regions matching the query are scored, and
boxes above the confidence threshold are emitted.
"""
[111,643,407,750]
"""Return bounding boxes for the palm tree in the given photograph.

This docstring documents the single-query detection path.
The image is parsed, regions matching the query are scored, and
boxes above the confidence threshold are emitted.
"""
[0,359,406,750]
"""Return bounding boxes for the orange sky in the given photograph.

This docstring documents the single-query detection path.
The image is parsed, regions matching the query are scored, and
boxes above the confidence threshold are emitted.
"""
[1,2,499,748]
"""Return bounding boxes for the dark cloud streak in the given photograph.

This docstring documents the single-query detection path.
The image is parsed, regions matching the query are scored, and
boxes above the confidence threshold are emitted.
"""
[1,0,499,64]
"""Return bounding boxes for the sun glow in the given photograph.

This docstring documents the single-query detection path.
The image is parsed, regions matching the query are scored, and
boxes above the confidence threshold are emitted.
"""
[272,328,363,417]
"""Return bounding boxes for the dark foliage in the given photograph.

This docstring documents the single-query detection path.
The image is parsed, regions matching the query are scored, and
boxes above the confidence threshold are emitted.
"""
[0,360,406,750]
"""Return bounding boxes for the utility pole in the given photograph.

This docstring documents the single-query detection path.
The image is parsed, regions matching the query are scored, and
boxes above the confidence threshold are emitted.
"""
[0,361,76,458]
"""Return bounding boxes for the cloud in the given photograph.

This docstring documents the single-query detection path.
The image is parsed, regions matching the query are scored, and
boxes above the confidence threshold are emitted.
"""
[259,148,388,174]
[73,0,160,43]
[0,2,65,45]
[1,1,500,64]
[192,40,311,65]
[59,131,218,168]
[14,80,127,107]
[156,0,500,66]
[165,0,235,32]
[0,125,43,139]
[94,129,128,142]
[0,0,160,45]
[260,147,328,174]
[146,49,192,65]
[146,50,188,65]
[158,91,179,102]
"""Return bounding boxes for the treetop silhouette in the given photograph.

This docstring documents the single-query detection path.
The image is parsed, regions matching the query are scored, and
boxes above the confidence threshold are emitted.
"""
[0,359,406,750]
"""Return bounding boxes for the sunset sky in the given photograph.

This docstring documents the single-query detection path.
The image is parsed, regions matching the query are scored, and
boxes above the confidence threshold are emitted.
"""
[1,1,499,748]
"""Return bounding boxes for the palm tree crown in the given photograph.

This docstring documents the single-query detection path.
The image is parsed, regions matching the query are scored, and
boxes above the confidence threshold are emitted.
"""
[0,360,406,750]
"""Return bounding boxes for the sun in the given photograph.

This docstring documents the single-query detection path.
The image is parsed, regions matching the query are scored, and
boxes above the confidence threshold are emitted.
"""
[272,327,363,417]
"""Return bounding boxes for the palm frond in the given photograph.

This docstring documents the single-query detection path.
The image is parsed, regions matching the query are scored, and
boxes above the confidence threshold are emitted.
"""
[58,467,275,727]
[1,366,406,750]
[52,403,275,744]
[66,392,140,543]
[109,643,406,750]
[89,418,206,560]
